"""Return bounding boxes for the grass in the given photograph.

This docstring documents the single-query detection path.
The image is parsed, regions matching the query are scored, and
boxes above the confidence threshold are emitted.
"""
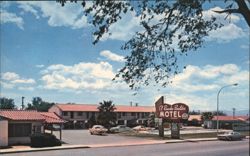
[118,130,250,140]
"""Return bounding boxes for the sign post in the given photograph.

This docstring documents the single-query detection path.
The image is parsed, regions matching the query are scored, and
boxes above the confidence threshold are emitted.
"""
[155,96,189,139]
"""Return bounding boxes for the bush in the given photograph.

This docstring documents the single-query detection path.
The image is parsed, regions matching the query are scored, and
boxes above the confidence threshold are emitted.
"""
[30,133,61,147]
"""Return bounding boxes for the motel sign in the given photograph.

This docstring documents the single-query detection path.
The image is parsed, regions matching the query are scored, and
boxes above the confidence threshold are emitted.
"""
[156,103,189,122]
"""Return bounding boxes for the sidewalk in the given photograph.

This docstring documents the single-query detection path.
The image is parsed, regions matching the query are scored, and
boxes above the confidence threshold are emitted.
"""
[0,137,219,154]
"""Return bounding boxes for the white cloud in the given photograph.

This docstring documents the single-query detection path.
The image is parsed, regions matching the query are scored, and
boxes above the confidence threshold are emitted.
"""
[203,7,246,42]
[207,23,245,42]
[18,3,40,19]
[240,44,248,49]
[0,81,14,89]
[0,9,24,29]
[11,79,36,84]
[16,1,89,29]
[101,11,142,41]
[100,50,125,62]
[171,64,248,93]
[41,61,117,90]
[36,64,45,68]
[1,72,36,85]
[1,72,20,80]
[18,86,34,91]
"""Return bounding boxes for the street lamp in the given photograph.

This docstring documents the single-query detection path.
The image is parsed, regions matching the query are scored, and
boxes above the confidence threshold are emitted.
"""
[216,83,238,134]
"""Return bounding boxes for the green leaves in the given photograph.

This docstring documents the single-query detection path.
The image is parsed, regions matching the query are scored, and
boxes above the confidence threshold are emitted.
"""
[97,100,117,129]
[58,0,226,91]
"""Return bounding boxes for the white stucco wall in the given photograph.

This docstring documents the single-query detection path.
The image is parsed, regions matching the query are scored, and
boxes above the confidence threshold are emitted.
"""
[8,121,44,145]
[0,120,8,147]
[48,105,62,116]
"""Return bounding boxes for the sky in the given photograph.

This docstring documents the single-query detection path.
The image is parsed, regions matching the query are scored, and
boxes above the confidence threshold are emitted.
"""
[0,1,249,114]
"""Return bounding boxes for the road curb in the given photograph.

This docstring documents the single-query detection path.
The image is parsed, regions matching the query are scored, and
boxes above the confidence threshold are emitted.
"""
[0,137,247,154]
[0,145,90,154]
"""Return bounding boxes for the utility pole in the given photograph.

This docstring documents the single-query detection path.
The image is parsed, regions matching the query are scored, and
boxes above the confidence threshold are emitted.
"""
[21,96,25,110]
[232,108,236,119]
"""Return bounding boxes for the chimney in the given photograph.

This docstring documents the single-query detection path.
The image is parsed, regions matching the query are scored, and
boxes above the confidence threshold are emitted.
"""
[130,102,132,106]
[135,103,138,107]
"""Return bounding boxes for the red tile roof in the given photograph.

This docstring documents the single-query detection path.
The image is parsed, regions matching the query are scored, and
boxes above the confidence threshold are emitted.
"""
[212,116,249,121]
[0,110,65,124]
[188,115,202,121]
[0,110,45,121]
[56,104,155,113]
[40,112,65,124]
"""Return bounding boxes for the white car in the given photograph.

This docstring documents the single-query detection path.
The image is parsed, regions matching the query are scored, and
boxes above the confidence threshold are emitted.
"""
[110,125,132,133]
[89,125,108,135]
[217,131,245,141]
[132,125,152,131]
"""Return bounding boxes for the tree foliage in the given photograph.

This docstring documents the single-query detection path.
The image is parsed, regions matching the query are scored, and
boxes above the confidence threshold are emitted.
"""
[26,97,54,112]
[0,97,16,109]
[57,0,249,90]
[147,112,156,127]
[201,111,213,121]
[97,100,117,130]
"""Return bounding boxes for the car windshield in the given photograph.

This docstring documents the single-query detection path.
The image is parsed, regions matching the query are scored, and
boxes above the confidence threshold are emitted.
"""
[94,125,104,129]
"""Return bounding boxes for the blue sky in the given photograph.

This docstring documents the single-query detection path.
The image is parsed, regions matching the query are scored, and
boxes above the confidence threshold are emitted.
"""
[0,1,249,114]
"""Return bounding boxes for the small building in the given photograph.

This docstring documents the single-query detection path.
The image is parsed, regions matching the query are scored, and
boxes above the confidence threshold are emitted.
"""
[49,104,155,129]
[0,110,64,147]
[208,115,249,130]
[187,115,202,126]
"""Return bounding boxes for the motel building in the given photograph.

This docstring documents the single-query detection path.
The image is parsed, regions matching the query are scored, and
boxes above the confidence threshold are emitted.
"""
[49,103,155,129]
[0,110,64,147]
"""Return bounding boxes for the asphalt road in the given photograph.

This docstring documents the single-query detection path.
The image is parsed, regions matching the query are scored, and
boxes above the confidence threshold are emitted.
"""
[3,140,249,156]
[51,130,157,145]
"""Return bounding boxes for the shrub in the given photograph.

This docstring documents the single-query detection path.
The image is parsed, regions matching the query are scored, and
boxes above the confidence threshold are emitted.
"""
[30,133,61,147]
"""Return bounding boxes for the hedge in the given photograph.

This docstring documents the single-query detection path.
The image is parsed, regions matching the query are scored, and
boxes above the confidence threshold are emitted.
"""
[30,133,61,147]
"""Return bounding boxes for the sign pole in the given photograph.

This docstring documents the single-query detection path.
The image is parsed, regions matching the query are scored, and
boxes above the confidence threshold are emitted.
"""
[155,96,164,138]
[155,96,189,140]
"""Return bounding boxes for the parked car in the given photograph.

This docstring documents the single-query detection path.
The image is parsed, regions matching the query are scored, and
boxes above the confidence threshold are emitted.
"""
[132,125,152,131]
[110,125,132,133]
[217,131,245,141]
[89,125,108,135]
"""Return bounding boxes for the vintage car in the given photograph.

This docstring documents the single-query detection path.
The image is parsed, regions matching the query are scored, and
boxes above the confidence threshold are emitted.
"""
[89,125,108,135]
[110,125,132,133]
[217,131,245,141]
[132,125,152,131]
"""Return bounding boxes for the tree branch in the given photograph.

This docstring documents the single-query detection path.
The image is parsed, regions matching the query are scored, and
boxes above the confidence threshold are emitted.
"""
[212,9,240,14]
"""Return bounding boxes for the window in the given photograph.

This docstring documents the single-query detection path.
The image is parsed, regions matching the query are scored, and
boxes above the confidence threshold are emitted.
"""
[77,112,83,116]
[91,112,95,116]
[32,125,41,133]
[86,112,89,118]
[141,113,145,118]
[117,113,121,119]
[122,112,126,116]
[8,123,32,137]
[63,111,68,116]
[131,112,136,116]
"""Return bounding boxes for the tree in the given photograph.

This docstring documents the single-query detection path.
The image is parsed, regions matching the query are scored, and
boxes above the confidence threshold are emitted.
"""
[189,110,201,115]
[212,111,227,116]
[147,112,156,127]
[0,97,16,109]
[57,0,250,90]
[201,111,213,121]
[97,100,117,131]
[26,97,54,112]
[87,115,97,128]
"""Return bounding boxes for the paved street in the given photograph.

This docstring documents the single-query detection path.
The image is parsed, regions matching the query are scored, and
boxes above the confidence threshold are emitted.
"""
[52,130,158,145]
[2,140,249,156]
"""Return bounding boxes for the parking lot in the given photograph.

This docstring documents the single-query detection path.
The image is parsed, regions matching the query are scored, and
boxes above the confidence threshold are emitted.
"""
[52,130,157,145]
